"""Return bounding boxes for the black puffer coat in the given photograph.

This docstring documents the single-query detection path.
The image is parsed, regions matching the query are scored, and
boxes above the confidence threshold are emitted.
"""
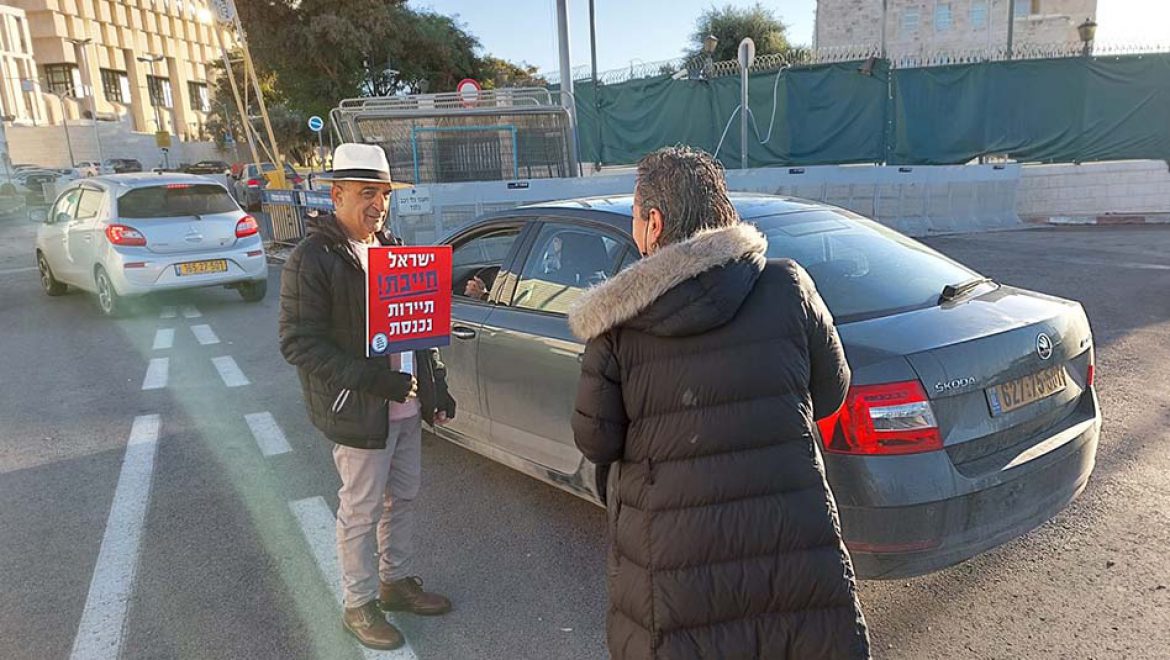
[569,223,870,660]
[279,214,455,449]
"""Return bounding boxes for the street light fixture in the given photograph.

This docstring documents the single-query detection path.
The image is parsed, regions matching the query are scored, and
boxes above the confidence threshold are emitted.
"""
[65,37,104,168]
[1078,18,1098,57]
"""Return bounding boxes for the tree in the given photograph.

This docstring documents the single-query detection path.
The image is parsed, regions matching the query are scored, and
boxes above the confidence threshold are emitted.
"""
[689,3,793,63]
[477,57,548,90]
[204,55,315,164]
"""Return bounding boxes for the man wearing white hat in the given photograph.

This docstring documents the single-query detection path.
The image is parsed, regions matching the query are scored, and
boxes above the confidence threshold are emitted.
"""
[279,143,456,651]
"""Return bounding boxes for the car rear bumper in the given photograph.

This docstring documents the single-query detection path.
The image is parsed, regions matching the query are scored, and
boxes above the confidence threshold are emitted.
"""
[106,244,267,296]
[831,391,1101,580]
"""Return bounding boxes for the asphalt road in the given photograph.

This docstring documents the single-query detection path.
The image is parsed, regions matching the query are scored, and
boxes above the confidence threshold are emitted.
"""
[1,217,1167,659]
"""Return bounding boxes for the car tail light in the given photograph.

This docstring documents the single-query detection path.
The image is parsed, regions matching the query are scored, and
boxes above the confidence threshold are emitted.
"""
[246,250,263,257]
[106,224,147,247]
[123,262,147,269]
[245,178,262,187]
[1086,363,1095,388]
[820,381,942,456]
[236,215,260,238]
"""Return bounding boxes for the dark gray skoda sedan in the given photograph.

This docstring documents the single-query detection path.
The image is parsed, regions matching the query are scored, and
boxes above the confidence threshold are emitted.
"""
[431,194,1100,579]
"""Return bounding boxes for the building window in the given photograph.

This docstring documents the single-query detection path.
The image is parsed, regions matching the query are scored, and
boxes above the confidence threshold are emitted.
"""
[1015,0,1039,18]
[188,81,209,112]
[902,8,921,32]
[14,17,28,53]
[970,1,988,29]
[147,74,172,108]
[44,64,79,96]
[934,3,953,32]
[100,68,128,103]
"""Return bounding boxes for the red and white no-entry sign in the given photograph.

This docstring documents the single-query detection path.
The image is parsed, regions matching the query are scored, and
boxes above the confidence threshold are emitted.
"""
[456,78,482,108]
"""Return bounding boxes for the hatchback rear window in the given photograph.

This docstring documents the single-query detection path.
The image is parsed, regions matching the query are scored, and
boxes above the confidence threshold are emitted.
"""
[118,184,238,218]
[756,209,979,323]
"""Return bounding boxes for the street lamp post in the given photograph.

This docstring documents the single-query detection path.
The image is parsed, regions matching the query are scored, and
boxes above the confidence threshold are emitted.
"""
[44,86,76,167]
[1078,18,1098,57]
[65,37,103,168]
[137,54,167,169]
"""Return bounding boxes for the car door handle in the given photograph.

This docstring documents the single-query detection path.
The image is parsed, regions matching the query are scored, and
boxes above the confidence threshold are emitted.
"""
[451,326,477,340]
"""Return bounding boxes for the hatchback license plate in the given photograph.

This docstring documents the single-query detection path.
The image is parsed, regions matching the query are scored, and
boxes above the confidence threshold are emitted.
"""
[176,259,228,276]
[987,365,1067,416]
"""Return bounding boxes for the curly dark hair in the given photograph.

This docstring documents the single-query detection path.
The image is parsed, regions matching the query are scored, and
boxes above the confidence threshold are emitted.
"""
[635,145,739,247]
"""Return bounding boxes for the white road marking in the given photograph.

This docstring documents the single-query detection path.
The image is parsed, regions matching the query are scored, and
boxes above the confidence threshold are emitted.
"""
[191,324,220,346]
[141,358,169,390]
[181,305,202,319]
[0,265,38,275]
[289,497,418,660]
[244,412,292,457]
[212,356,250,388]
[69,415,161,660]
[152,329,175,351]
[159,306,177,319]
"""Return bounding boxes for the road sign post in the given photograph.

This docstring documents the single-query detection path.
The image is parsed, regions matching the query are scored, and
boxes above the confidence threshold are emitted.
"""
[307,115,325,188]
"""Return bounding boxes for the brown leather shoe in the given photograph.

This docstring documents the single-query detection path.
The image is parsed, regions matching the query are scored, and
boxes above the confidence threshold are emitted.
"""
[379,576,452,615]
[342,601,405,650]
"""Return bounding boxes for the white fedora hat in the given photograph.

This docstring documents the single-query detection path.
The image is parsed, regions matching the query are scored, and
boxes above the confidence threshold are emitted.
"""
[320,143,410,187]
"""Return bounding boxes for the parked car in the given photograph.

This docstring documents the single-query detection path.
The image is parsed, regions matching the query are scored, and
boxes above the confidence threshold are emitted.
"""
[185,160,231,175]
[430,194,1101,580]
[232,162,304,211]
[104,158,143,174]
[18,170,62,204]
[33,173,268,316]
[74,161,112,177]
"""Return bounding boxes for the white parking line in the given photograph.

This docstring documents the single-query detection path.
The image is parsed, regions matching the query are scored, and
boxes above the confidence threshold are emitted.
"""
[191,324,221,346]
[212,356,250,388]
[152,329,175,351]
[181,305,202,319]
[289,497,418,660]
[244,412,292,457]
[141,358,169,390]
[69,415,161,660]
[159,306,177,319]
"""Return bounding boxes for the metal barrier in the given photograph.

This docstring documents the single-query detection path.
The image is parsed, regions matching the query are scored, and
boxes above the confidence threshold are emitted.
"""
[259,189,333,247]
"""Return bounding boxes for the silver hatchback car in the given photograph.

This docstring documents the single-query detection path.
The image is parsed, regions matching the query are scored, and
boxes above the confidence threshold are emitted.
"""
[34,173,268,316]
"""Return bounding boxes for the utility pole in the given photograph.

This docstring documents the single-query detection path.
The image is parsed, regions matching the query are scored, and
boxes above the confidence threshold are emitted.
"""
[136,54,168,168]
[588,0,600,171]
[555,0,580,177]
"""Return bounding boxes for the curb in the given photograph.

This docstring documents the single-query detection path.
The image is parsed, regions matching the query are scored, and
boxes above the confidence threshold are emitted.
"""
[1028,213,1170,227]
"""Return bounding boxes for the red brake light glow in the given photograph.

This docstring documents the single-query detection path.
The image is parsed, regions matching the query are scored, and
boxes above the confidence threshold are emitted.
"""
[165,183,193,189]
[245,178,262,187]
[105,224,147,247]
[819,381,942,456]
[236,215,260,238]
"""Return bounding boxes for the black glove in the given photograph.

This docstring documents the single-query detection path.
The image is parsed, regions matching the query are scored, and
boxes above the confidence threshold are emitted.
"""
[378,371,417,403]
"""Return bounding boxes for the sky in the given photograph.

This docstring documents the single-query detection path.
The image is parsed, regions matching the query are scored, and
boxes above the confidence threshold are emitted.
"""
[408,0,1166,78]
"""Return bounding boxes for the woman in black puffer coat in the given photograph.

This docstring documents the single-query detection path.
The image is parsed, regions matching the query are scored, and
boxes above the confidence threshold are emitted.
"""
[570,147,870,660]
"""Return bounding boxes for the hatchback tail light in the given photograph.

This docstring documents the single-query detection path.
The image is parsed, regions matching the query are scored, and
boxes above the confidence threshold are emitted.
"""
[1086,363,1095,388]
[236,215,260,238]
[818,381,942,456]
[105,224,147,247]
[245,178,262,187]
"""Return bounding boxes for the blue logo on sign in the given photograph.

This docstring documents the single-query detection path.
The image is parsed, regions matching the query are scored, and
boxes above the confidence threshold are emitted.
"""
[307,116,324,132]
[371,333,389,353]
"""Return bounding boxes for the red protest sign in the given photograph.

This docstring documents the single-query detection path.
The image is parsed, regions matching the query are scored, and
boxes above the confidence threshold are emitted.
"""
[366,246,452,356]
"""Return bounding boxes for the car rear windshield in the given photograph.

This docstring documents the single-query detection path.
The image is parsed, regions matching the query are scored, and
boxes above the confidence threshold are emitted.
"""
[756,209,979,323]
[118,184,237,218]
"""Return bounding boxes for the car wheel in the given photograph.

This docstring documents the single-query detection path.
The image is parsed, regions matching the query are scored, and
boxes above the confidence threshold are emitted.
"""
[238,279,267,303]
[37,252,67,296]
[94,266,123,317]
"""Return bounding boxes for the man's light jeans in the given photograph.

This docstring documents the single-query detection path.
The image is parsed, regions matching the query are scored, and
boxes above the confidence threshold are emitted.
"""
[332,413,422,608]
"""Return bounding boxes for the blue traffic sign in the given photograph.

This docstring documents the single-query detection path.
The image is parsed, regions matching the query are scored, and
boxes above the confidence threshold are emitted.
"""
[307,115,324,132]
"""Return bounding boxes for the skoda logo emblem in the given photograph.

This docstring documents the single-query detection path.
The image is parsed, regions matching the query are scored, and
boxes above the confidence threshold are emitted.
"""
[1036,333,1054,361]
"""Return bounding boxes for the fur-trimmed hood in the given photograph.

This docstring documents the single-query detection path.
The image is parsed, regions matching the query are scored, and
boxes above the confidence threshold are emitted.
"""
[568,223,768,341]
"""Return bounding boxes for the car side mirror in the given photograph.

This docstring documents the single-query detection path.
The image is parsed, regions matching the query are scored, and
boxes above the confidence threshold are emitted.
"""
[28,207,48,223]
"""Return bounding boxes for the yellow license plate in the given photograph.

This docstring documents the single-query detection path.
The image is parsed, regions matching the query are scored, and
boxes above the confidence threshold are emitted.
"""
[987,365,1067,416]
[176,259,228,276]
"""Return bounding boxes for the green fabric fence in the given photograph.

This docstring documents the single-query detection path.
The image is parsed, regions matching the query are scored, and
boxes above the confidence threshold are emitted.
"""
[571,53,1170,168]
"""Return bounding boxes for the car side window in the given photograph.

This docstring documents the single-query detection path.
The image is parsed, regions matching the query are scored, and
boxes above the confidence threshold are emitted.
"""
[74,189,105,222]
[50,189,81,224]
[451,226,522,302]
[512,223,628,316]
